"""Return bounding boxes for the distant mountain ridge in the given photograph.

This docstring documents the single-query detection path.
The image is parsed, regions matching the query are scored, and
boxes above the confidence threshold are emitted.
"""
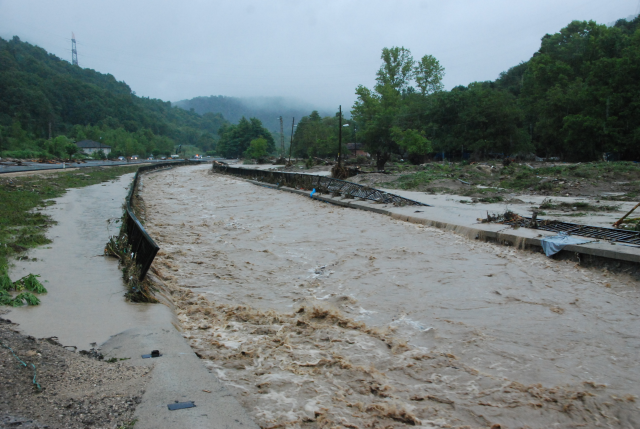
[174,95,333,133]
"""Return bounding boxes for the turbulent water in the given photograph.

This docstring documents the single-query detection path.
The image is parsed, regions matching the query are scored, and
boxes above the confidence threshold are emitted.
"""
[142,165,640,428]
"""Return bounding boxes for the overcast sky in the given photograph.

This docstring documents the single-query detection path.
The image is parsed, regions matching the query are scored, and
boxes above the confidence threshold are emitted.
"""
[1,0,638,112]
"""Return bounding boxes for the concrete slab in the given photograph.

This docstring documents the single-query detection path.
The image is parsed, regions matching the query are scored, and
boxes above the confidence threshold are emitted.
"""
[101,323,259,429]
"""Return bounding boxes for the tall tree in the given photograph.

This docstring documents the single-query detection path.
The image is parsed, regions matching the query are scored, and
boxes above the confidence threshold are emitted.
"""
[414,55,445,96]
[376,47,415,93]
[353,47,419,170]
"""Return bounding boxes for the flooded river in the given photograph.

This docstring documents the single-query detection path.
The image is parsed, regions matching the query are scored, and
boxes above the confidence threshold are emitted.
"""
[143,165,639,428]
[7,173,172,350]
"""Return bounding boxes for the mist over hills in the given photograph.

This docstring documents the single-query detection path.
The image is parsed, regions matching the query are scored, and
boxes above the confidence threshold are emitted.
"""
[174,95,334,133]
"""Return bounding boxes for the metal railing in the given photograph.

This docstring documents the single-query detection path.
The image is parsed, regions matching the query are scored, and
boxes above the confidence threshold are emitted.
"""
[503,216,640,246]
[125,160,202,279]
[212,162,428,207]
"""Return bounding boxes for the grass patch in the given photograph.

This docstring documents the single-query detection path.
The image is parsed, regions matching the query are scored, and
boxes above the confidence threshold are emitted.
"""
[477,196,504,204]
[539,199,620,212]
[0,165,139,267]
[558,212,588,217]
[371,161,640,197]
[383,163,494,190]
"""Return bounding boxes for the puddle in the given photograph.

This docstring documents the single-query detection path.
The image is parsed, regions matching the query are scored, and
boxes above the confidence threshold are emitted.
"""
[7,173,173,349]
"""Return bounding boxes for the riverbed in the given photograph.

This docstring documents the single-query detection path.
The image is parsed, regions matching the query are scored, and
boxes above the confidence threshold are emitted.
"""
[143,164,640,428]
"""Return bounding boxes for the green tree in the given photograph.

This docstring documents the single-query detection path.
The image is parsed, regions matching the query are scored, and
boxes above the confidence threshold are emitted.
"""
[519,18,640,159]
[217,117,275,158]
[244,137,268,162]
[292,111,342,158]
[414,55,445,95]
[64,142,77,158]
[376,47,414,93]
[391,127,432,158]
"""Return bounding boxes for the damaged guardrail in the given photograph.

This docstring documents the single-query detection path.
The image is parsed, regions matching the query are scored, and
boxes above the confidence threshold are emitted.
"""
[212,162,428,207]
[125,161,201,280]
[484,210,640,246]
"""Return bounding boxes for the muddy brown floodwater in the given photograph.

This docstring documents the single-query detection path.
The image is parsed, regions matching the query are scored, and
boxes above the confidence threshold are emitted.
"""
[8,173,172,350]
[144,165,640,428]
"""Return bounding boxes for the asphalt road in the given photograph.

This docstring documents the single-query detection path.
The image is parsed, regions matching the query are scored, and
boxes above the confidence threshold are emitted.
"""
[0,158,215,174]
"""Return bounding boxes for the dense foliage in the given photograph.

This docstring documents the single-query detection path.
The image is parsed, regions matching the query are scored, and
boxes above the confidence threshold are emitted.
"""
[216,117,276,158]
[0,36,227,158]
[3,14,639,162]
[291,16,640,169]
[518,18,640,160]
[291,111,355,159]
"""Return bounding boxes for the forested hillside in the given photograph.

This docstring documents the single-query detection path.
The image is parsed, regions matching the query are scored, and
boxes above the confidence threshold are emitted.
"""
[2,14,638,162]
[174,95,331,134]
[291,16,640,167]
[0,36,227,158]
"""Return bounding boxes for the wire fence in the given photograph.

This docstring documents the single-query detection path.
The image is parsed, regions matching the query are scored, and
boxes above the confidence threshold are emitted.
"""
[211,162,428,207]
[125,161,202,280]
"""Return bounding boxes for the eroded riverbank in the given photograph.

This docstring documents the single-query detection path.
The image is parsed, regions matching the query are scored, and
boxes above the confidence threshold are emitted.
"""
[143,164,640,428]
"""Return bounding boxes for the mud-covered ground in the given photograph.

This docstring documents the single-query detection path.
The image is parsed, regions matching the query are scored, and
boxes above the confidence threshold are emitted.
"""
[275,159,640,201]
[142,164,640,428]
[0,315,149,429]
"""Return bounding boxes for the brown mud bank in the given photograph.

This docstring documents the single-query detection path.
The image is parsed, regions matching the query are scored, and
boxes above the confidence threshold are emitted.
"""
[0,316,148,429]
[142,165,640,428]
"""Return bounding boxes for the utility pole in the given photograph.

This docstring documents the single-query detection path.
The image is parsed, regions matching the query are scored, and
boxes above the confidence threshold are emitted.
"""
[48,122,52,140]
[71,32,79,66]
[288,117,295,164]
[279,116,284,158]
[338,105,342,167]
[353,123,357,156]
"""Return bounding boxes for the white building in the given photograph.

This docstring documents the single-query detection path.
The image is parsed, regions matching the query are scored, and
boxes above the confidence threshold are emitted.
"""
[76,140,111,155]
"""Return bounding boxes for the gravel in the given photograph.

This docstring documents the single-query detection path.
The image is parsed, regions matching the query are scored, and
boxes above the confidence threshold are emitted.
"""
[0,315,150,429]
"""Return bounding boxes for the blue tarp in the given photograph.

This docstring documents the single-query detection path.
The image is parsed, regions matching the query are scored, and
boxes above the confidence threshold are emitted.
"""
[540,232,590,257]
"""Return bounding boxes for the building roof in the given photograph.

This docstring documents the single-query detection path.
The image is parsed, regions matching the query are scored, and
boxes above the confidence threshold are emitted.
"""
[76,140,111,149]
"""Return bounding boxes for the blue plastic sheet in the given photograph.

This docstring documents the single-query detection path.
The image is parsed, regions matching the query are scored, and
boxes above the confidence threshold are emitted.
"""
[540,232,590,257]
[310,188,316,198]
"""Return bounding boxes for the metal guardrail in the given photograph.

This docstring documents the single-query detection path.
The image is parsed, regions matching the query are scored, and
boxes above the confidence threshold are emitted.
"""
[125,160,202,280]
[212,162,428,207]
[503,216,640,246]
